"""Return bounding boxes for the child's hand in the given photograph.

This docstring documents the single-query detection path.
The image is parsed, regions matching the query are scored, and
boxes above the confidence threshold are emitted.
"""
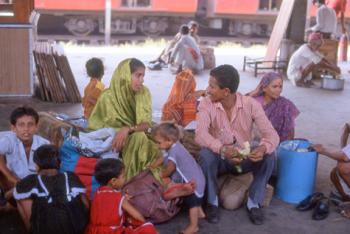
[309,144,325,154]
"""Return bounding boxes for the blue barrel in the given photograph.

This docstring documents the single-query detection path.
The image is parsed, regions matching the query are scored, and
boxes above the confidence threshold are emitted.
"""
[275,139,318,204]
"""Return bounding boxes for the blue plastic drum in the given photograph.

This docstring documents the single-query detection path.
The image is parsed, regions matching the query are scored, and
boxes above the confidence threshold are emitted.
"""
[275,139,318,204]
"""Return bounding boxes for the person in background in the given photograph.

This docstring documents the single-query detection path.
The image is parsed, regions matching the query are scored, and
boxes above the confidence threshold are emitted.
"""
[151,123,205,234]
[0,106,49,210]
[82,57,105,119]
[195,65,279,225]
[309,0,337,39]
[311,143,350,202]
[287,32,341,87]
[170,25,204,74]
[161,69,205,127]
[14,145,89,233]
[327,0,347,34]
[85,158,158,234]
[247,72,300,142]
[188,21,200,44]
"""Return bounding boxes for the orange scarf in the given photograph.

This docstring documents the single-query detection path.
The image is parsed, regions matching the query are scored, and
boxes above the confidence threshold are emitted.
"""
[161,70,197,126]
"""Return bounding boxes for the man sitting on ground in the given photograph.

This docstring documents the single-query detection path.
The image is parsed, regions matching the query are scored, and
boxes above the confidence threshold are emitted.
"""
[287,32,340,87]
[0,106,49,210]
[311,143,350,202]
[195,64,279,225]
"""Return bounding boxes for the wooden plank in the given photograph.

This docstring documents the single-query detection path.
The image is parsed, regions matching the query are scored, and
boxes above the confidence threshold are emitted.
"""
[0,28,31,95]
[264,0,296,61]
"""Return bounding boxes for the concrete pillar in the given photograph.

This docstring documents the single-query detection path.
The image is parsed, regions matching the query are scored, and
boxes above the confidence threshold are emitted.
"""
[280,0,308,62]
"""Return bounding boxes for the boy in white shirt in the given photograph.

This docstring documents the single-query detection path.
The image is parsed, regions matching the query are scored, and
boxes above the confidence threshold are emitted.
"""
[0,106,49,208]
[311,143,350,201]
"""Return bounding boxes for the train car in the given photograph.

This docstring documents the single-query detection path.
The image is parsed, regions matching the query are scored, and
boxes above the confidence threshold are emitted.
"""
[34,0,350,39]
[34,0,198,37]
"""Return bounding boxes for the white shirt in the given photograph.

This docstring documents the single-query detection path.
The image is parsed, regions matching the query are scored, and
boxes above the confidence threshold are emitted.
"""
[311,4,337,34]
[287,44,323,82]
[0,131,49,179]
[342,144,350,160]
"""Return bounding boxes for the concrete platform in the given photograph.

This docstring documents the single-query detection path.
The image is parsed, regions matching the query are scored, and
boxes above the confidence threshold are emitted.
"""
[0,45,349,233]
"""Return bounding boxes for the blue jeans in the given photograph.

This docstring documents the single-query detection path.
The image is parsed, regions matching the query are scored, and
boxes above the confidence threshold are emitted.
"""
[199,148,275,206]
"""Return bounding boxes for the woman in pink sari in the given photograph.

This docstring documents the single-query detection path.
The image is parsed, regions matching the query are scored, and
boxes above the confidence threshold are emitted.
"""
[248,72,300,142]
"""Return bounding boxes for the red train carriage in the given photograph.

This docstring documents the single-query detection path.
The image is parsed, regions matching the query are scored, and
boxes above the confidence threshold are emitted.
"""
[33,0,350,38]
[34,0,198,36]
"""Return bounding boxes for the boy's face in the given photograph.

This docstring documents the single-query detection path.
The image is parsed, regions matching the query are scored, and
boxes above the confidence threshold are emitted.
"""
[11,115,38,143]
[153,134,173,150]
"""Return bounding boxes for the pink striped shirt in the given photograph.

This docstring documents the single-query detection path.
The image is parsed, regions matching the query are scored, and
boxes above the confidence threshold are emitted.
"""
[195,93,279,154]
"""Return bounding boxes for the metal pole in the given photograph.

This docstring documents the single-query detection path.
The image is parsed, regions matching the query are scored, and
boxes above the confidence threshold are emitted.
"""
[105,0,112,45]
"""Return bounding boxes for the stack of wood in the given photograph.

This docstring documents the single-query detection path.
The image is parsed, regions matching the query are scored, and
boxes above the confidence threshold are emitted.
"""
[33,42,81,103]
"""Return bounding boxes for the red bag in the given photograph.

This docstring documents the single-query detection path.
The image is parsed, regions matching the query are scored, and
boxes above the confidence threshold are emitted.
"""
[122,170,180,224]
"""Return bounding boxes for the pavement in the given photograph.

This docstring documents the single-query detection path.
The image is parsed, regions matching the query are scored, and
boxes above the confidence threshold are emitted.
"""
[0,44,349,233]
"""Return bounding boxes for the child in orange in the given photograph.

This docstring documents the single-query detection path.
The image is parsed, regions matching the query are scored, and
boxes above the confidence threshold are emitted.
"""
[85,158,158,234]
[82,58,105,119]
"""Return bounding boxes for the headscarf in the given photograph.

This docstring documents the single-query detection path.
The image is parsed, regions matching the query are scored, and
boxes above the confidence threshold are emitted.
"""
[254,72,282,97]
[308,32,323,46]
[252,72,300,142]
[88,59,152,130]
[161,69,197,126]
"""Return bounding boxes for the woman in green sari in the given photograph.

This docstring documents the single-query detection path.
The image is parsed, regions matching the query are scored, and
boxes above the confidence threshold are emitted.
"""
[88,58,160,180]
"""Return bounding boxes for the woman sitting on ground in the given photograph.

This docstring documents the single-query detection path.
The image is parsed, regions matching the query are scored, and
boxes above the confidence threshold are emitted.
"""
[161,69,205,127]
[88,58,161,181]
[247,72,300,142]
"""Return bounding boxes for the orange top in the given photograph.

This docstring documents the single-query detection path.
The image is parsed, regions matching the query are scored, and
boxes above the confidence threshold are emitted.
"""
[82,79,104,119]
[161,70,197,127]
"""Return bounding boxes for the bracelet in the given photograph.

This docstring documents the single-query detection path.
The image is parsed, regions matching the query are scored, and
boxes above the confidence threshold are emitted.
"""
[129,125,136,134]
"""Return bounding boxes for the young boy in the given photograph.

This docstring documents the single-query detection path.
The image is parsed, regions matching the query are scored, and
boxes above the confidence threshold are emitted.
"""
[82,57,105,119]
[311,143,350,201]
[0,106,49,206]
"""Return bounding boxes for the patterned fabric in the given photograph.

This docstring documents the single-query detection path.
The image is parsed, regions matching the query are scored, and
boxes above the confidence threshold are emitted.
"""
[82,79,105,119]
[88,59,160,181]
[251,72,300,142]
[161,70,197,126]
[195,93,279,154]
[86,186,157,234]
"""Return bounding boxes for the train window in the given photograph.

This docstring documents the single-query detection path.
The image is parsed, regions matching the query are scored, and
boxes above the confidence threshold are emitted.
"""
[121,0,150,7]
[259,0,282,11]
[0,0,14,17]
[0,0,12,4]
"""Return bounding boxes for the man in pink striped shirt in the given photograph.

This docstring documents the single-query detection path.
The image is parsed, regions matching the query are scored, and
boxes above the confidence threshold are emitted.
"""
[195,65,279,225]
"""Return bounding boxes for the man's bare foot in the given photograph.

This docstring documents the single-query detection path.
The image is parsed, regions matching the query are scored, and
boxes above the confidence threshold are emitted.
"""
[163,183,194,201]
[198,207,206,219]
[180,224,199,234]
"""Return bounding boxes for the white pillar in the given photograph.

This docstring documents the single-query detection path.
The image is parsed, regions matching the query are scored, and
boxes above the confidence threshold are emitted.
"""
[105,0,112,45]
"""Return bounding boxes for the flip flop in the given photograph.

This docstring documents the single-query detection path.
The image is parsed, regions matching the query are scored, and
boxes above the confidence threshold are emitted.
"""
[312,198,329,220]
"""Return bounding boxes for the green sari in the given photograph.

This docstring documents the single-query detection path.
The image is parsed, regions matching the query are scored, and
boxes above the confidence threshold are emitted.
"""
[88,59,160,181]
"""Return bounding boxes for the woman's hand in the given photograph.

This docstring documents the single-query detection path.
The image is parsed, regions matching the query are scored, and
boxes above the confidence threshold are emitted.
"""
[112,127,130,152]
